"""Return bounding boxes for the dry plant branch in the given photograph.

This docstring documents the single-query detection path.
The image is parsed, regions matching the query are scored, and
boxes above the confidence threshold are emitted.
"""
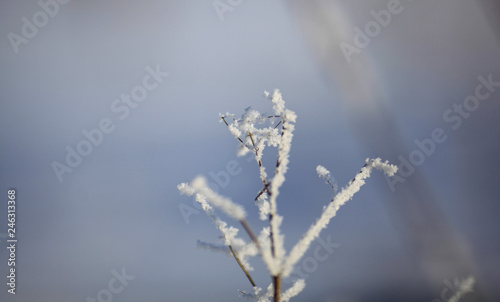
[178,89,398,302]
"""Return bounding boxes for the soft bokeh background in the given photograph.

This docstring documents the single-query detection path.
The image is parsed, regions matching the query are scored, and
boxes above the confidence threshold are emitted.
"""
[1,0,499,301]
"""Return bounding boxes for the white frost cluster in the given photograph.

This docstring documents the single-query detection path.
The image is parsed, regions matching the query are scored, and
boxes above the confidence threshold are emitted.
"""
[191,176,246,220]
[220,103,282,161]
[178,90,397,301]
[239,283,272,302]
[281,279,306,302]
[256,194,271,221]
[178,181,258,271]
[178,182,241,245]
[316,165,338,193]
[282,158,397,277]
[316,165,330,179]
[240,279,305,302]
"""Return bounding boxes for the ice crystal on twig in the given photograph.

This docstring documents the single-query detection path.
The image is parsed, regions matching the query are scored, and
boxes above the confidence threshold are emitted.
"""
[178,90,397,301]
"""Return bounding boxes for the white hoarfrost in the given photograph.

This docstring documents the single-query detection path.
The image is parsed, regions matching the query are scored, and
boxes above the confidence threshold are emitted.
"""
[282,158,397,277]
[178,90,399,301]
[190,176,246,220]
[316,165,338,193]
[240,279,305,302]
[281,279,306,302]
[178,182,242,245]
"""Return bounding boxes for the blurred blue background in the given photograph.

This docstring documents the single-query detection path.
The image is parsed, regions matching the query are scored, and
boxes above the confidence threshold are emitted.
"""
[1,0,499,301]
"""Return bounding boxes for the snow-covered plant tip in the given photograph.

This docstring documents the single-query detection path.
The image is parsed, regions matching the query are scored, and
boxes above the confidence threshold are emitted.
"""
[178,90,398,302]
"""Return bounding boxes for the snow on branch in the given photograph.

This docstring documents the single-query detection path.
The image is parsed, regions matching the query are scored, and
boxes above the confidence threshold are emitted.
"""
[178,182,241,245]
[282,158,397,277]
[281,279,306,302]
[267,89,296,274]
[239,283,273,302]
[316,165,338,193]
[238,279,304,302]
[178,90,399,302]
[179,181,260,277]
[190,176,247,220]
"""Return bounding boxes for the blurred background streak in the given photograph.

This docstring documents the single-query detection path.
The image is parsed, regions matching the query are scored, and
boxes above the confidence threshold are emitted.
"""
[0,1,499,301]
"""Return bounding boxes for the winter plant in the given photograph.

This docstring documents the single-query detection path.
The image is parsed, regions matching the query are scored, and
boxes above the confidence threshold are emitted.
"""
[178,90,398,301]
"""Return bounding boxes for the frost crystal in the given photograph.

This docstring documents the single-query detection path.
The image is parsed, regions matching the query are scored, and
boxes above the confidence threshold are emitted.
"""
[178,182,242,246]
[191,176,246,220]
[316,165,338,193]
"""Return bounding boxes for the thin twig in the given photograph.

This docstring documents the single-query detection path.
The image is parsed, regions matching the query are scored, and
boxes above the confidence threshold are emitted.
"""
[269,213,276,258]
[254,183,270,201]
[273,275,281,302]
[222,113,284,302]
[220,115,275,199]
[248,132,256,147]
[269,119,288,270]
[239,219,261,250]
[229,245,256,287]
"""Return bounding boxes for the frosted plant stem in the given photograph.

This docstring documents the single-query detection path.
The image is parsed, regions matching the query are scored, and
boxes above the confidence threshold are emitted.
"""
[282,158,397,277]
[250,134,272,199]
[229,245,256,287]
[239,217,281,293]
[180,92,398,302]
[220,114,278,200]
[269,116,287,261]
[221,111,285,282]
[221,116,244,144]
[178,182,257,288]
